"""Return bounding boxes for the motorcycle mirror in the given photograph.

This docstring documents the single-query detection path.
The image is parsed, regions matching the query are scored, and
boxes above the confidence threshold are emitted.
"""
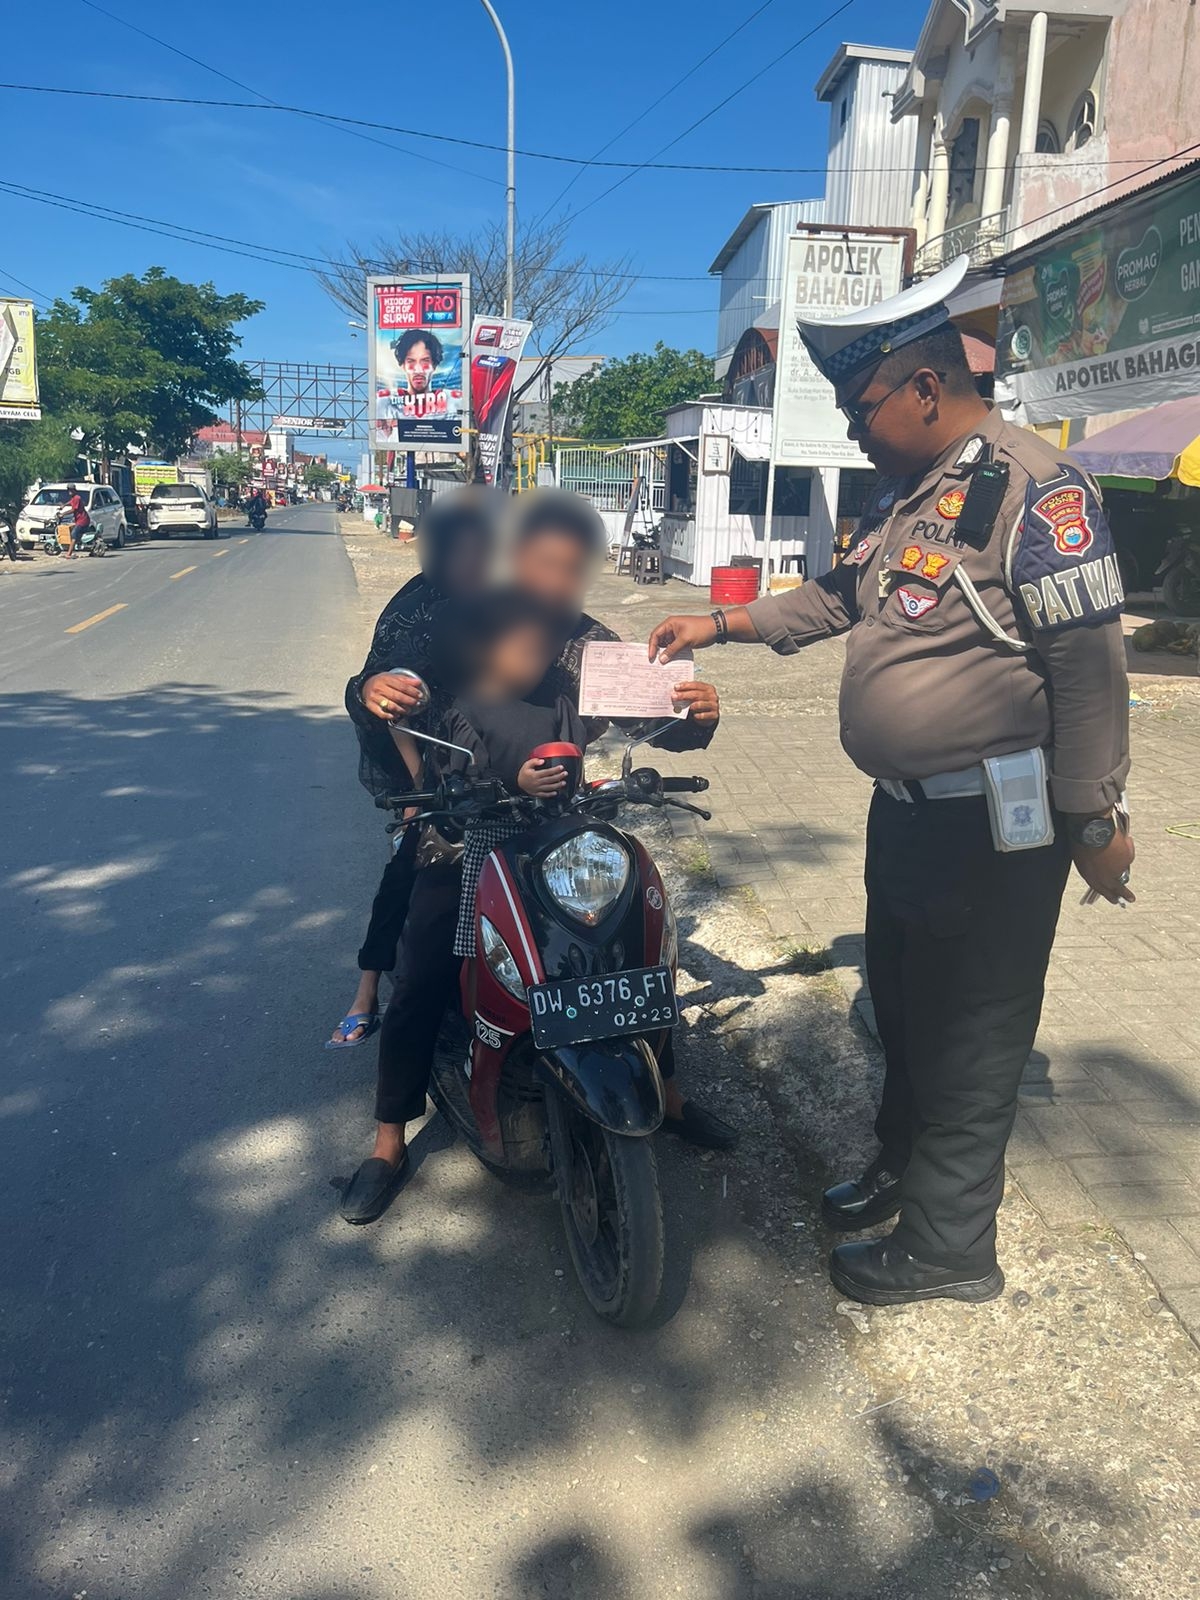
[620,717,686,778]
[386,668,431,712]
[394,726,476,766]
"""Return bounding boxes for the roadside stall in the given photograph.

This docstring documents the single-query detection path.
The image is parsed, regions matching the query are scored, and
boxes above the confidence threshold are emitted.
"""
[1070,397,1200,613]
[615,401,828,589]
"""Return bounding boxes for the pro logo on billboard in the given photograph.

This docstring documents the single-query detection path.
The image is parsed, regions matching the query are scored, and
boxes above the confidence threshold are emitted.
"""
[367,275,470,453]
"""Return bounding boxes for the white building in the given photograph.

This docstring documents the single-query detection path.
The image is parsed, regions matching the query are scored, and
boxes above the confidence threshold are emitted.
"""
[710,44,920,377]
[893,0,1200,274]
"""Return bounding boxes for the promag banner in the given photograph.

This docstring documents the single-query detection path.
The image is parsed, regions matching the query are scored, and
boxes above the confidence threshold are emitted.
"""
[999,167,1200,421]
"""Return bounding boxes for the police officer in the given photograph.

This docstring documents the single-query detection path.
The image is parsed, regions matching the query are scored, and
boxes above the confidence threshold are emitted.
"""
[648,256,1134,1307]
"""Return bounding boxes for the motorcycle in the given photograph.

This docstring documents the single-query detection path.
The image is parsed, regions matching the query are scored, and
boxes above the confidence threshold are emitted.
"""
[1157,532,1200,616]
[44,518,75,556]
[248,508,267,531]
[75,522,108,558]
[382,717,711,1327]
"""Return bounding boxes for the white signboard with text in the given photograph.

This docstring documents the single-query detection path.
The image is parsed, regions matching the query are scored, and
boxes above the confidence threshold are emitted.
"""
[771,233,907,468]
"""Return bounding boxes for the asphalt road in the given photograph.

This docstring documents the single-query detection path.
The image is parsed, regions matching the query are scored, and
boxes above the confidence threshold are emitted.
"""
[0,506,1045,1600]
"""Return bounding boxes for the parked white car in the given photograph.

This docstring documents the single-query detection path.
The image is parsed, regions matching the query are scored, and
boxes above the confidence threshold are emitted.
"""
[145,481,220,539]
[16,484,130,549]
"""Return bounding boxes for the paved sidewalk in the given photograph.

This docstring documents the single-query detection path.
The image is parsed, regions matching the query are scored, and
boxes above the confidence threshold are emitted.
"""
[589,571,1200,1342]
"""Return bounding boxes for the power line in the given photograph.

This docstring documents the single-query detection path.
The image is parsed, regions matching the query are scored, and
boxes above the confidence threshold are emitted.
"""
[0,266,52,306]
[3,82,1175,178]
[558,0,857,223]
[74,0,499,187]
[529,0,781,226]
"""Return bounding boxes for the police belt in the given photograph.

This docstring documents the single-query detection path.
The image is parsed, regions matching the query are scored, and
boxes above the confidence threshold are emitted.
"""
[877,765,986,804]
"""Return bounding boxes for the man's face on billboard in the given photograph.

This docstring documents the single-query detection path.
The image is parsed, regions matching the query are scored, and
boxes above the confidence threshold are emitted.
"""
[402,341,436,392]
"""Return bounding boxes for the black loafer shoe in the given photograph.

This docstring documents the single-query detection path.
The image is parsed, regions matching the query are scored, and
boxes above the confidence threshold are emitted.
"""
[339,1153,408,1225]
[663,1099,739,1151]
[830,1236,1005,1307]
[821,1158,902,1231]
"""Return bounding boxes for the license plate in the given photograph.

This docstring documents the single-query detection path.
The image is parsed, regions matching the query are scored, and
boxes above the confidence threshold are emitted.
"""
[528,965,677,1050]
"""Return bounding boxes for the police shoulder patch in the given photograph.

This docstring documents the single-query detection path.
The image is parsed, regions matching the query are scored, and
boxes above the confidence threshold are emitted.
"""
[1011,465,1123,632]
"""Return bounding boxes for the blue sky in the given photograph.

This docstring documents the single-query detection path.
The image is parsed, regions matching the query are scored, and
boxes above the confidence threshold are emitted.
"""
[3,0,928,459]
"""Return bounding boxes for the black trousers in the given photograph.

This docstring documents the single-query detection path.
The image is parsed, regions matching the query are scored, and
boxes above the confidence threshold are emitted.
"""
[357,826,419,974]
[864,788,1071,1272]
[374,859,463,1125]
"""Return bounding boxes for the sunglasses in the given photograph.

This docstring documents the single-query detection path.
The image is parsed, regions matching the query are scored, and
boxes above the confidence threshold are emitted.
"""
[839,370,947,432]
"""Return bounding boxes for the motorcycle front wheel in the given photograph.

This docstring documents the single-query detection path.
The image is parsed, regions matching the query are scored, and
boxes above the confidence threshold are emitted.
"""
[1162,562,1200,617]
[545,1087,663,1328]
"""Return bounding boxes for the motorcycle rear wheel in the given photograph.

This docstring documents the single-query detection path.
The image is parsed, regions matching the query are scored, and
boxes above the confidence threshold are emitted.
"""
[545,1087,663,1328]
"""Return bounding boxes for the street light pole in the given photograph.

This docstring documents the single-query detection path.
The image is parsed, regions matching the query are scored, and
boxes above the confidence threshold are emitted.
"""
[479,0,515,317]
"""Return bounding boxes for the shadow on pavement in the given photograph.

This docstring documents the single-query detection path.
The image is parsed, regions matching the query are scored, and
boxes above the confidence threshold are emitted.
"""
[0,686,1162,1600]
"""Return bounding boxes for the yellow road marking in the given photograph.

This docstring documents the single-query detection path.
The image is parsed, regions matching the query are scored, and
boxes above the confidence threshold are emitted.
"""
[65,603,127,635]
[211,549,230,559]
[169,565,197,580]
[238,537,250,544]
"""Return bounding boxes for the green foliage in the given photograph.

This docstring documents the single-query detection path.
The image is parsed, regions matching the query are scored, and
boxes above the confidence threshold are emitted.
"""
[552,343,714,440]
[0,418,80,525]
[208,450,257,487]
[36,267,264,463]
[302,462,338,488]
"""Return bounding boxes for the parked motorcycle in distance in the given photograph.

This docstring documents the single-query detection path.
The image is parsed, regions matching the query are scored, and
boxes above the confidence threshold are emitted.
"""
[381,713,711,1327]
[1157,533,1200,616]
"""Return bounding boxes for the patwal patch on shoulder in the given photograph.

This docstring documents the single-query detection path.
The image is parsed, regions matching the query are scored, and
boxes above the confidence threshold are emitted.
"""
[1012,464,1123,632]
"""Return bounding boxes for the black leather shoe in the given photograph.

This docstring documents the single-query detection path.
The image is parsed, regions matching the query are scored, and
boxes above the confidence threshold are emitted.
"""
[339,1153,408,1225]
[663,1099,739,1150]
[830,1236,1005,1307]
[821,1158,902,1231]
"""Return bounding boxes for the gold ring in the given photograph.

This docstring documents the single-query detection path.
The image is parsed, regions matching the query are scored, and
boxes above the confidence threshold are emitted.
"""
[380,697,391,712]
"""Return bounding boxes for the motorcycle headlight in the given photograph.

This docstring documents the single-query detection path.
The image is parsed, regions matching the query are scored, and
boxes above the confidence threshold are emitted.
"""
[480,915,526,999]
[541,831,630,925]
[660,894,678,969]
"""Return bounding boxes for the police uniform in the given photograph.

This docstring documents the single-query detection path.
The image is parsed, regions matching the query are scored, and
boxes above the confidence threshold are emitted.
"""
[744,257,1130,1294]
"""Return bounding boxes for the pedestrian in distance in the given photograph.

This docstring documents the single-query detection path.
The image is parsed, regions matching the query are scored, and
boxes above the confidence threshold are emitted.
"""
[647,255,1133,1309]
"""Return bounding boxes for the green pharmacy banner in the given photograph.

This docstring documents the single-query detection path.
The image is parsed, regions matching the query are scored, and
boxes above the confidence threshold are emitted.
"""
[998,167,1200,422]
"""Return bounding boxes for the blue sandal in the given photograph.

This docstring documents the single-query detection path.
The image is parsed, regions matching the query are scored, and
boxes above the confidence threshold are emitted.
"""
[325,1011,381,1050]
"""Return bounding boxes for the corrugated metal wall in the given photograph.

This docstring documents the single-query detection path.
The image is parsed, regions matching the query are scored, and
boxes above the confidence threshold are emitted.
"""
[824,57,917,228]
[715,199,824,373]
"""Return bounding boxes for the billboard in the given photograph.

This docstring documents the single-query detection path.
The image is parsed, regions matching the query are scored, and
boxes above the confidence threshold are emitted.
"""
[771,231,908,467]
[998,167,1200,422]
[469,315,533,485]
[0,298,41,421]
[368,275,470,451]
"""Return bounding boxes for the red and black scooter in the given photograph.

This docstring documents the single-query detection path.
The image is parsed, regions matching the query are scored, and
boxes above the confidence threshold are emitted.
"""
[385,722,710,1327]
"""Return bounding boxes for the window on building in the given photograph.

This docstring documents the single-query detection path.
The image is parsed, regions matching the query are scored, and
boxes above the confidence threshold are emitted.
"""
[727,459,812,517]
[840,97,848,127]
[949,117,980,214]
[836,469,877,522]
[1035,119,1061,154]
[1067,91,1097,150]
[667,444,696,515]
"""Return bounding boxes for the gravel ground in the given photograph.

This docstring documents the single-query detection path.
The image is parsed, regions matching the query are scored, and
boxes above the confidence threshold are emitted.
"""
[339,518,1200,1600]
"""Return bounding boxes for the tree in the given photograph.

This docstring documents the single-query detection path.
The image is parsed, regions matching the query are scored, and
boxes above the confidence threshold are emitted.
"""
[36,268,264,468]
[208,450,257,489]
[302,462,338,489]
[552,343,714,440]
[0,417,80,527]
[319,217,632,464]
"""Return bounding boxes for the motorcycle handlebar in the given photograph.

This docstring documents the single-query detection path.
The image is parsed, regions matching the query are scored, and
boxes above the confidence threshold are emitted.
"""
[661,776,709,794]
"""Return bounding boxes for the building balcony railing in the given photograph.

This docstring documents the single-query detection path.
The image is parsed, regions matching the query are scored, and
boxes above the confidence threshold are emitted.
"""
[913,208,1009,276]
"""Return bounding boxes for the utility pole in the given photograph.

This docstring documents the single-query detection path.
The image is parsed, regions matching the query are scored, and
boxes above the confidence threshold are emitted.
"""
[479,0,516,318]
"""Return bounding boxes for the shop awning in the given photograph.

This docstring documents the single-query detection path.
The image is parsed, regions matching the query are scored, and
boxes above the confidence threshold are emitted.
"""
[1070,397,1200,487]
[732,436,770,463]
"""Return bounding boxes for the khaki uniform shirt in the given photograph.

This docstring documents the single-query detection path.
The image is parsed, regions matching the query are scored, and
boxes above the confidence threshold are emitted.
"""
[746,407,1130,814]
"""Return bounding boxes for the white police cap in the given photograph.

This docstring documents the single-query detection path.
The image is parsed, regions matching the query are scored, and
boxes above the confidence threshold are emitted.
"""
[798,254,970,386]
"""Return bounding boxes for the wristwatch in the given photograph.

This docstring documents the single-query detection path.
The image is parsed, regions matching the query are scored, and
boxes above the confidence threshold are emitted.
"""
[1070,814,1117,849]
